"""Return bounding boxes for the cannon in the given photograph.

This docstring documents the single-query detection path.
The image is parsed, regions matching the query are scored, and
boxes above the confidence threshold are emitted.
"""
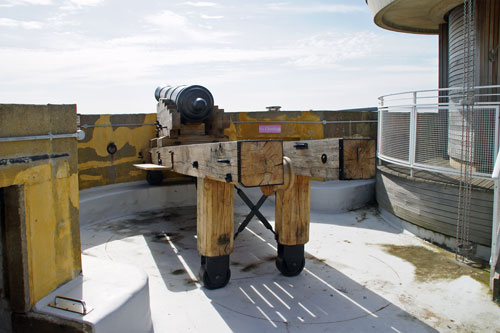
[155,85,214,122]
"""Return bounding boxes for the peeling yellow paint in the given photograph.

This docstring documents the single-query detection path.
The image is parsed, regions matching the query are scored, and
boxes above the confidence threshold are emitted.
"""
[1,104,81,307]
[10,164,52,187]
[231,111,323,141]
[78,113,156,189]
[68,173,80,209]
[80,174,103,181]
[129,169,144,177]
[78,156,140,171]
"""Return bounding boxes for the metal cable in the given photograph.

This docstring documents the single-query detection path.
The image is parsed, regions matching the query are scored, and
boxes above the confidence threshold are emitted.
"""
[456,0,475,260]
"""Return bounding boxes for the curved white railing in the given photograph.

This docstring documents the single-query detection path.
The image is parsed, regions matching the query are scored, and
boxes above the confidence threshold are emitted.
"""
[377,85,500,179]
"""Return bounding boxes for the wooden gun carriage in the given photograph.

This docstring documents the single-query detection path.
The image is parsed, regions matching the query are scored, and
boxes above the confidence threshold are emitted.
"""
[135,85,375,289]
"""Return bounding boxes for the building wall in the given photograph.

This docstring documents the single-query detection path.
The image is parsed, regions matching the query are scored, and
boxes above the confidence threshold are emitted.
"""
[0,104,81,312]
[78,113,157,190]
[377,165,493,247]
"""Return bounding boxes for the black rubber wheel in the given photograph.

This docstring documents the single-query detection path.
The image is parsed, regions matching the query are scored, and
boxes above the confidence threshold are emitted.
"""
[146,171,163,186]
[199,267,231,290]
[276,256,305,277]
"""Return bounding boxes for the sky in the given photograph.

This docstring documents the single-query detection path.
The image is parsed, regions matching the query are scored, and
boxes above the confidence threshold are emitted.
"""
[0,0,439,114]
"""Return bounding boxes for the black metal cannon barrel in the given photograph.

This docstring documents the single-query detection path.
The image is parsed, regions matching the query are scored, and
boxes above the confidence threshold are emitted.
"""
[155,85,214,122]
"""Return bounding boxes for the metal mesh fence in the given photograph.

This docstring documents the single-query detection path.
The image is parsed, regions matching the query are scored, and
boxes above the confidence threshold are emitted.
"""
[379,109,410,163]
[378,87,500,178]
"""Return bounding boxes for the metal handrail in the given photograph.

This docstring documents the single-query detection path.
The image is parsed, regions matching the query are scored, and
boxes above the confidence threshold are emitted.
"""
[379,85,500,100]
[0,130,85,142]
[377,86,500,179]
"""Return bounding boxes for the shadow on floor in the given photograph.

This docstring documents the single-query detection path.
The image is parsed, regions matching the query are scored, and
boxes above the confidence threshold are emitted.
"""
[81,206,436,332]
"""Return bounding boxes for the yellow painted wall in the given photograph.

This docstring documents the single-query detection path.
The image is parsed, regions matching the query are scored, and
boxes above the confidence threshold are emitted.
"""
[228,111,324,141]
[0,104,81,306]
[78,113,156,189]
[228,109,377,141]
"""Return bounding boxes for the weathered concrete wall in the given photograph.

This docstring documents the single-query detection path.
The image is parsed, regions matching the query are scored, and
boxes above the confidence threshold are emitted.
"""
[77,114,156,190]
[0,104,81,312]
[228,109,377,141]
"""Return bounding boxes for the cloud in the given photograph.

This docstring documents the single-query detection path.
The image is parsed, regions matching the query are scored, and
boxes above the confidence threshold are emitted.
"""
[0,0,53,6]
[182,1,217,7]
[0,17,43,29]
[145,10,234,43]
[59,0,104,10]
[145,10,189,30]
[201,14,223,19]
[266,3,367,14]
[69,0,103,6]
[288,32,380,68]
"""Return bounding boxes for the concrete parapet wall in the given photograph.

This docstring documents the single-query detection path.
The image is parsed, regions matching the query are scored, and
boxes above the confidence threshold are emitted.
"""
[78,113,156,190]
[0,104,81,318]
[229,109,377,141]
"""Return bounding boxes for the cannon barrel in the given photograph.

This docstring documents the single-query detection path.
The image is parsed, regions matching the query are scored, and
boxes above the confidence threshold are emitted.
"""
[155,85,214,122]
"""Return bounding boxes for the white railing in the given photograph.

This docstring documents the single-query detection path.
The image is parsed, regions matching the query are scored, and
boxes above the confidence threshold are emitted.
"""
[491,153,500,291]
[378,86,500,178]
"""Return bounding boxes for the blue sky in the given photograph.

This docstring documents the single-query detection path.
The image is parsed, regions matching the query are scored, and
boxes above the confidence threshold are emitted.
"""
[0,0,438,114]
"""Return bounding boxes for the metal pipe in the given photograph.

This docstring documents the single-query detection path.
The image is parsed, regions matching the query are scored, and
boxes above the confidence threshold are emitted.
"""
[0,130,85,143]
[231,120,377,124]
[80,123,156,128]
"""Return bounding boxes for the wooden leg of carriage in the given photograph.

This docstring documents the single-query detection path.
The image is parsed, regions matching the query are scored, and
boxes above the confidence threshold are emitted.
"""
[197,177,234,289]
[274,175,311,276]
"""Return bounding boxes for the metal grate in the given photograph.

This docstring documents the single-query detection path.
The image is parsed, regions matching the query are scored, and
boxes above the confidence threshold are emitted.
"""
[379,109,410,163]
[378,86,500,178]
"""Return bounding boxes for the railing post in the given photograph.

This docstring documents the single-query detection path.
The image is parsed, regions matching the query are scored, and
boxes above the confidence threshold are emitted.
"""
[491,153,500,295]
[377,97,383,166]
[492,178,499,291]
[495,106,500,163]
[409,92,417,177]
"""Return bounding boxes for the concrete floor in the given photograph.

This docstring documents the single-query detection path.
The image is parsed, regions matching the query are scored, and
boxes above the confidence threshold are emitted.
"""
[81,204,500,332]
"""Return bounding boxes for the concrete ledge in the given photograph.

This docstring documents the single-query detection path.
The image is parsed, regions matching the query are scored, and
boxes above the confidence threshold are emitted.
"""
[81,179,375,225]
[308,179,375,213]
[80,181,197,225]
[12,312,92,333]
[379,208,491,261]
[34,256,153,333]
[242,179,375,213]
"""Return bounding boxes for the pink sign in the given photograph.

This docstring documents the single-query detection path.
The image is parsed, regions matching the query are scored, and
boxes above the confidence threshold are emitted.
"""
[259,124,281,134]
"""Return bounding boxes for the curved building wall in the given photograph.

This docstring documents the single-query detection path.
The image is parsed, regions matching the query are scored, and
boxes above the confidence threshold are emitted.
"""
[373,1,499,253]
[446,4,498,172]
[376,164,493,247]
[448,5,467,90]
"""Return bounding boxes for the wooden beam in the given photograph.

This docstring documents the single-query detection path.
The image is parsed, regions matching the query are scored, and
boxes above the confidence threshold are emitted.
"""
[197,178,234,257]
[274,175,311,245]
[238,140,284,187]
[133,164,170,171]
[340,139,376,180]
[149,140,284,187]
[157,103,181,138]
[282,138,340,179]
[137,138,375,184]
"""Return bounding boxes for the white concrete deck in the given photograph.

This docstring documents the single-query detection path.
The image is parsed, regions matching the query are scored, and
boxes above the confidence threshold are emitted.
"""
[79,191,500,332]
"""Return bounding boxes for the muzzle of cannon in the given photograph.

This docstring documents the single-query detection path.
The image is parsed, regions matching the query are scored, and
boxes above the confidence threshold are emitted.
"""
[155,85,214,122]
